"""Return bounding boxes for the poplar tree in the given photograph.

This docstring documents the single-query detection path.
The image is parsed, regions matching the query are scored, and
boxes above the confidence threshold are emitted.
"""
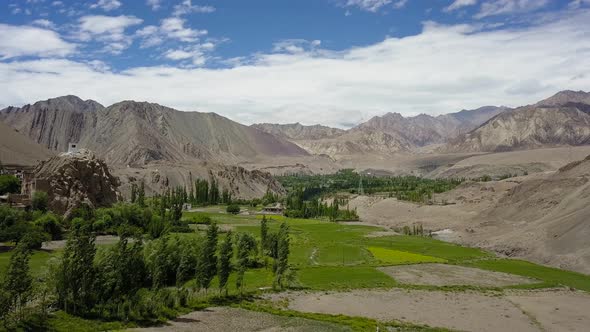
[2,241,32,322]
[235,233,257,294]
[218,231,233,295]
[260,215,268,254]
[137,181,145,207]
[275,222,290,288]
[196,222,218,292]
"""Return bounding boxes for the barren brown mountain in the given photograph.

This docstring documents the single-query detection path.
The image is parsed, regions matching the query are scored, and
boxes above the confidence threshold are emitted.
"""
[0,96,307,198]
[0,96,308,166]
[253,106,508,159]
[0,120,54,166]
[251,122,345,140]
[441,90,590,153]
[470,155,590,273]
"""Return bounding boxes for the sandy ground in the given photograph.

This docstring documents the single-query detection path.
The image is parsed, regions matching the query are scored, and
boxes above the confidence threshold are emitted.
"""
[378,264,537,287]
[507,290,590,332]
[272,288,590,332]
[349,179,518,233]
[452,146,590,168]
[128,307,349,332]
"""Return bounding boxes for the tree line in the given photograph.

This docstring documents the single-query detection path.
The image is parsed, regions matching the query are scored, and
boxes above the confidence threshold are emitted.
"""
[0,212,291,329]
[284,188,359,221]
[278,169,464,204]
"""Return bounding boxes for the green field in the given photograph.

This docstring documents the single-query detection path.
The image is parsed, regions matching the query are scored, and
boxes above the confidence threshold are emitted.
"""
[4,206,590,332]
[3,207,590,294]
[368,247,447,265]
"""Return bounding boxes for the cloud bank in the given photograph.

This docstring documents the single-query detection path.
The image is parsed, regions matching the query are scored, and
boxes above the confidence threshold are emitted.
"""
[1,9,589,128]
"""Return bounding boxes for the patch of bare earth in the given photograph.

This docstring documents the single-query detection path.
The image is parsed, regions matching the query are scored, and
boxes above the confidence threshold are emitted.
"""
[282,289,539,332]
[506,290,590,332]
[129,307,349,332]
[378,263,537,287]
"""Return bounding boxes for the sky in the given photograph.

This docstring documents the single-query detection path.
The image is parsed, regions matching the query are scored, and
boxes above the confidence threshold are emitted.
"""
[1,0,590,128]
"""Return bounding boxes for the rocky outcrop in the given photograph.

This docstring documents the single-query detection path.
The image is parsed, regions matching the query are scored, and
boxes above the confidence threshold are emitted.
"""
[34,149,120,218]
[252,122,345,140]
[294,129,413,159]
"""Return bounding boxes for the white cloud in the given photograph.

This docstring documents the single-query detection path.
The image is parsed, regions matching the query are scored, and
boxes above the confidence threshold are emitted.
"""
[393,0,408,9]
[77,15,143,53]
[136,17,208,48]
[90,0,122,11]
[342,0,392,12]
[51,1,63,6]
[31,19,56,29]
[1,10,590,127]
[0,24,75,59]
[273,39,322,54]
[164,42,218,66]
[146,0,162,10]
[444,0,478,12]
[172,0,215,16]
[569,0,590,8]
[475,0,549,18]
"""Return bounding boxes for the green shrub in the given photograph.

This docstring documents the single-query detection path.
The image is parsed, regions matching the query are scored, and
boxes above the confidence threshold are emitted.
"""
[188,213,212,224]
[0,175,20,195]
[226,204,241,214]
[31,191,49,212]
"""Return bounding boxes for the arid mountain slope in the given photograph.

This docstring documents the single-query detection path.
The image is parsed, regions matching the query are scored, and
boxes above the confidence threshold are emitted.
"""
[0,96,308,166]
[254,106,507,158]
[443,91,590,153]
[294,129,414,159]
[251,123,345,140]
[444,105,590,152]
[0,95,104,153]
[535,90,590,107]
[357,106,509,147]
[0,121,54,166]
[469,155,590,273]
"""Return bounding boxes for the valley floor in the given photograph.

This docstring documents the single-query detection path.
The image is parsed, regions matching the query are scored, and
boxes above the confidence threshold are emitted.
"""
[124,208,590,332]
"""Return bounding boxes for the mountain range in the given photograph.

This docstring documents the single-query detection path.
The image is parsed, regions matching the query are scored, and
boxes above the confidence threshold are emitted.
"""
[2,90,590,197]
[443,91,590,152]
[0,96,308,167]
[252,105,510,159]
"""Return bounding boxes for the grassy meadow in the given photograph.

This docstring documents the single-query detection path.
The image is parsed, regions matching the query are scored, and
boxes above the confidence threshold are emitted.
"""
[3,207,590,332]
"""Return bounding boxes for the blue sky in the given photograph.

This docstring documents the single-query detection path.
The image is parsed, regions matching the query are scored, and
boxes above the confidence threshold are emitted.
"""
[1,0,589,127]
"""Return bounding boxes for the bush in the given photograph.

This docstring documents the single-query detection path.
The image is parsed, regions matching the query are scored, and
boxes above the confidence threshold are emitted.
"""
[0,175,20,195]
[187,213,212,225]
[33,213,63,240]
[31,191,49,212]
[226,204,241,214]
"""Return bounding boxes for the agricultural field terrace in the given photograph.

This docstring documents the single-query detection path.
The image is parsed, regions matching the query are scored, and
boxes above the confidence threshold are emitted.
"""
[4,206,586,331]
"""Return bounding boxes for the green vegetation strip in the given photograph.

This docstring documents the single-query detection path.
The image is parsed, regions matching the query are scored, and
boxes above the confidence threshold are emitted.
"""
[368,247,447,265]
[467,259,590,292]
[237,301,455,332]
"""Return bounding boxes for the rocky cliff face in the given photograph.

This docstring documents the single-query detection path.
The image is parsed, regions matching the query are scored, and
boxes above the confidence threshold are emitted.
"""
[252,122,345,140]
[0,95,104,153]
[357,106,509,147]
[294,129,413,159]
[34,149,120,218]
[443,91,590,152]
[0,96,308,167]
[253,106,507,159]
